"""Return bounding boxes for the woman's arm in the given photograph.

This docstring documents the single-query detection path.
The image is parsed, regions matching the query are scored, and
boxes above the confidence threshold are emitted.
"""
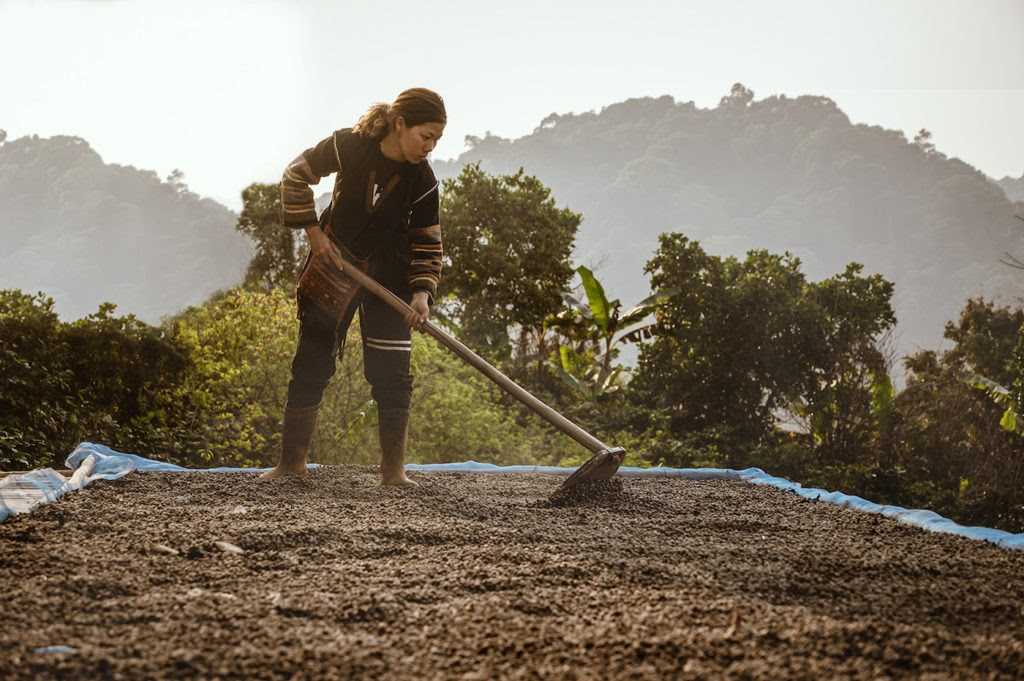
[280,134,341,231]
[406,176,443,304]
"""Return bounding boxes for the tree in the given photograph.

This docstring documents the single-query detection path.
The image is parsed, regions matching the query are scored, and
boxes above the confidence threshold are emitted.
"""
[630,234,814,449]
[795,264,896,464]
[944,297,1024,387]
[719,82,754,108]
[0,290,187,470]
[913,128,936,154]
[235,182,300,291]
[629,234,897,469]
[951,298,1024,434]
[895,302,1024,532]
[0,290,74,468]
[438,163,580,360]
[166,168,188,194]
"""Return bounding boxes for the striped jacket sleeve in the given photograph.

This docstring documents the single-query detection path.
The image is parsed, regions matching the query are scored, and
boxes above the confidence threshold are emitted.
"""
[280,133,341,230]
[407,170,443,301]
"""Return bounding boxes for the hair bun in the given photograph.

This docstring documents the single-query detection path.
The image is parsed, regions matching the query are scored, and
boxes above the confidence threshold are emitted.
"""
[354,89,445,140]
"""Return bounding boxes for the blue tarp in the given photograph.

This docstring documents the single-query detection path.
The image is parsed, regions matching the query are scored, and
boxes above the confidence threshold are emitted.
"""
[2,441,1022,551]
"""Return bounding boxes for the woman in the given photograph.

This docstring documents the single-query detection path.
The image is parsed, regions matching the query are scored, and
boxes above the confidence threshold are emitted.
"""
[261,88,446,485]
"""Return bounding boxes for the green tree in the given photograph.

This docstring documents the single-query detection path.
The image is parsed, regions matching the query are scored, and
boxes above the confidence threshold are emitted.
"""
[936,298,1024,434]
[794,263,896,465]
[0,290,187,470]
[956,299,1024,434]
[438,163,580,361]
[630,234,814,451]
[944,297,1024,387]
[235,182,299,291]
[62,302,188,449]
[896,323,1024,532]
[0,290,76,468]
[630,234,897,472]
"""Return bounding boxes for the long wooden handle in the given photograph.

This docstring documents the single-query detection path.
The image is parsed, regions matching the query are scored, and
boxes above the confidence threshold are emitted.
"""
[339,256,610,455]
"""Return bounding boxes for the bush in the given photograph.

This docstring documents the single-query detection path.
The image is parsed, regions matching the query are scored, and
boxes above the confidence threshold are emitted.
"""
[164,287,570,468]
[0,290,187,470]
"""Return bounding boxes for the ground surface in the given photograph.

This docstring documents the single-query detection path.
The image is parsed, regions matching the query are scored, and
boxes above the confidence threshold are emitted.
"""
[2,467,1024,680]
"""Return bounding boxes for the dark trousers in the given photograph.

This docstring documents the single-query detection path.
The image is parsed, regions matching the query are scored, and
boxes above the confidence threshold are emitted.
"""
[286,251,413,411]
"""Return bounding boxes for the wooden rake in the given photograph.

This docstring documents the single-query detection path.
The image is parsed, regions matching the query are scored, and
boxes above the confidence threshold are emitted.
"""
[335,253,626,498]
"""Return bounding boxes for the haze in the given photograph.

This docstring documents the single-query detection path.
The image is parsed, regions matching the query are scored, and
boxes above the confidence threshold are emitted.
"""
[2,0,1022,210]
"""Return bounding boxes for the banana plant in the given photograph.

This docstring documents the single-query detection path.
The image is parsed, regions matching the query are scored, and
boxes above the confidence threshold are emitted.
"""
[555,344,626,400]
[546,265,677,397]
[970,374,1022,434]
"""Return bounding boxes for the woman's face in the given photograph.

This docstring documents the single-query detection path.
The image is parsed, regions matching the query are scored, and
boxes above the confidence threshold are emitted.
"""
[397,119,445,163]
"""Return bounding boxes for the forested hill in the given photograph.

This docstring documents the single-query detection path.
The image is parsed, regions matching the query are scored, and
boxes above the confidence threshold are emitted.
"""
[0,134,251,322]
[433,86,1024,360]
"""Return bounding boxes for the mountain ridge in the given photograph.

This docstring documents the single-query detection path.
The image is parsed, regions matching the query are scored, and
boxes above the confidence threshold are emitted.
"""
[0,133,252,323]
[432,88,1024,361]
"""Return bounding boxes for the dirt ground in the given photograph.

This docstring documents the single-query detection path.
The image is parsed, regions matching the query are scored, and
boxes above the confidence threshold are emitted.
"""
[2,466,1023,680]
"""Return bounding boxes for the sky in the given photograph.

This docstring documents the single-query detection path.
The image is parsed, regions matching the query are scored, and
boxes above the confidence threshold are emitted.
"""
[2,0,1022,211]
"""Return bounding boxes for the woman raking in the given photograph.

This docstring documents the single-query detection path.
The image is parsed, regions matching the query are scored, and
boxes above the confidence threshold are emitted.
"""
[261,88,446,485]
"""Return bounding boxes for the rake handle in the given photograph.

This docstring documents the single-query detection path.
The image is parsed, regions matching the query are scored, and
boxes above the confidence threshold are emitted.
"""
[339,255,610,455]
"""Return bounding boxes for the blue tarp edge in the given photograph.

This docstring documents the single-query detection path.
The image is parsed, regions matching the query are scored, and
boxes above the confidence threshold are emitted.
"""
[0,441,1021,551]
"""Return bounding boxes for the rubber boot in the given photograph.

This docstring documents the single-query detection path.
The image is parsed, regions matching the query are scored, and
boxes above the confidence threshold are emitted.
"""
[260,405,319,479]
[379,407,418,487]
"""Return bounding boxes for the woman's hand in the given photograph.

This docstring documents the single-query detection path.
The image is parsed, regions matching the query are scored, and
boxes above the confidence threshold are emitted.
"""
[305,225,345,270]
[406,291,430,329]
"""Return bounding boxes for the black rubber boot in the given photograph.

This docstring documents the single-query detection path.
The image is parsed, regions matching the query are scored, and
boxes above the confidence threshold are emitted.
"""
[378,407,417,487]
[260,405,319,479]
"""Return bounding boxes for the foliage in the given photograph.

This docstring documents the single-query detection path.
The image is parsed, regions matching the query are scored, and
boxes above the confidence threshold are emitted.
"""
[546,265,673,400]
[912,128,936,154]
[950,299,1024,436]
[407,333,554,466]
[163,287,551,468]
[159,287,300,467]
[970,375,1020,434]
[630,234,897,482]
[235,182,300,291]
[437,162,580,360]
[0,290,76,469]
[1010,328,1024,426]
[0,285,568,472]
[632,235,804,445]
[0,290,187,470]
[943,298,1024,387]
[896,329,1024,531]
[795,263,896,463]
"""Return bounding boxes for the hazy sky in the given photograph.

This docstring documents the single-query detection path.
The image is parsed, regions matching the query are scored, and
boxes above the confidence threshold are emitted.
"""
[3,0,1022,210]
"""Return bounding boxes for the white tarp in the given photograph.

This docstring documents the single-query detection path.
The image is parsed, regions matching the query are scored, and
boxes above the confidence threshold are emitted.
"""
[2,441,1022,551]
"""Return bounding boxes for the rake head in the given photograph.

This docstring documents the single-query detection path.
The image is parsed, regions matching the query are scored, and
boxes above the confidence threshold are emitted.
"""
[551,447,626,499]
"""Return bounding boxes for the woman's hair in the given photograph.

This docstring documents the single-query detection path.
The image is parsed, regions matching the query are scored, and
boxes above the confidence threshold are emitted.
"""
[353,88,446,140]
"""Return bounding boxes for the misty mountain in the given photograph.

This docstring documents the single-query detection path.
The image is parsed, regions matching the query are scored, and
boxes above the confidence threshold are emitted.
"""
[997,173,1024,203]
[0,134,251,322]
[433,86,1024,361]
